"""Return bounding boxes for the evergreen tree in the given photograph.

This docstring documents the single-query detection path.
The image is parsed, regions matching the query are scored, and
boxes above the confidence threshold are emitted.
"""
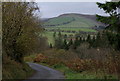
[94,32,101,47]
[54,31,63,49]
[63,39,69,50]
[49,43,53,48]
[96,2,120,33]
[86,34,91,43]
[64,34,67,39]
[68,39,73,47]
[53,32,56,38]
[58,31,62,37]
[116,34,120,50]
[82,37,86,42]
[73,37,80,49]
[96,1,120,50]
[90,35,96,47]
[79,36,82,43]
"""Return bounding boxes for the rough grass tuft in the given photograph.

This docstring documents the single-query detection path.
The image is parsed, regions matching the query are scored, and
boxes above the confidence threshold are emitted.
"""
[3,56,34,80]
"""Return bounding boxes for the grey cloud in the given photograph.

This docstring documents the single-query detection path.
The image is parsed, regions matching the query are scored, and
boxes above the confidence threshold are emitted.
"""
[37,2,108,18]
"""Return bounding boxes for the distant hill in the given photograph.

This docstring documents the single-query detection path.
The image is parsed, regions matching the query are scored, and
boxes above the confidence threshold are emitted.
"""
[58,13,103,25]
[42,13,105,33]
[41,18,49,22]
[59,13,97,22]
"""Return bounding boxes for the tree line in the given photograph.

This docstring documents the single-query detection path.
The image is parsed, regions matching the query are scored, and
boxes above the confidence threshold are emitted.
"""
[50,30,120,51]
[49,1,120,52]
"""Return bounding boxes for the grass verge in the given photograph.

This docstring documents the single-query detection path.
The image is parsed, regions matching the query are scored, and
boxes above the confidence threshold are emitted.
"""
[24,54,118,79]
[2,56,35,81]
[39,63,118,79]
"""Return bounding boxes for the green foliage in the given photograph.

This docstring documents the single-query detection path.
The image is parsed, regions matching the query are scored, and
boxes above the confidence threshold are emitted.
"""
[63,34,67,39]
[68,39,73,48]
[2,2,44,62]
[86,34,91,43]
[58,31,62,37]
[63,39,69,50]
[106,32,120,50]
[73,37,80,49]
[96,1,120,50]
[96,2,120,15]
[96,1,120,33]
[54,32,63,49]
[49,43,53,48]
[53,32,56,38]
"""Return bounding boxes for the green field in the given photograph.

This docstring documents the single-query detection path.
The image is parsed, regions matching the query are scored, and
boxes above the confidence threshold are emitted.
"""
[44,17,74,26]
[43,14,99,28]
[42,14,100,44]
[46,27,96,32]
[42,31,75,44]
[42,32,55,44]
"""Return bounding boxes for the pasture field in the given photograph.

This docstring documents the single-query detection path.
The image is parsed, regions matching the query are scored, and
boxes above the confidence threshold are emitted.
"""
[42,14,101,44]
[43,14,100,28]
[42,31,75,44]
[45,27,97,32]
[42,32,55,44]
[44,17,74,26]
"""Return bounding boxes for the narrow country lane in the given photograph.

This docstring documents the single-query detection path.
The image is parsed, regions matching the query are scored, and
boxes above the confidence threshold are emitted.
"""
[23,62,64,81]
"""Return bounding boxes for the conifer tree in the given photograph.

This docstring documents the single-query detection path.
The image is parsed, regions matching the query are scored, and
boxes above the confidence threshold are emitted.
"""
[79,36,82,43]
[73,37,80,49]
[96,1,120,50]
[64,34,67,39]
[63,39,69,50]
[53,32,56,38]
[49,43,53,48]
[54,31,63,49]
[68,39,73,47]
[86,34,91,43]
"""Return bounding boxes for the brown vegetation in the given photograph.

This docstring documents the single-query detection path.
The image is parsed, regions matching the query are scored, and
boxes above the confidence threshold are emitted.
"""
[34,48,120,78]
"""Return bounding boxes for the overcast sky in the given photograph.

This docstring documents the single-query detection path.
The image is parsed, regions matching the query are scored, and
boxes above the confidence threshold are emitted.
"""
[37,2,109,18]
[34,0,111,2]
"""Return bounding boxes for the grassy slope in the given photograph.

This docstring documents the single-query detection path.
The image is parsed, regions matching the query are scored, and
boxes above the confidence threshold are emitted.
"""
[43,14,99,32]
[42,31,75,44]
[44,14,99,28]
[42,14,99,44]
[42,32,55,44]
[2,56,34,80]
[44,17,73,26]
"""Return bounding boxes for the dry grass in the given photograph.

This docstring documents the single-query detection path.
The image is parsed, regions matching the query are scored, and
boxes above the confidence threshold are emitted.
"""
[3,56,34,80]
[33,48,120,79]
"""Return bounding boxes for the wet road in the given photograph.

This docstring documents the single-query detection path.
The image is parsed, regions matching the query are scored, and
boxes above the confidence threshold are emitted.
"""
[23,62,64,80]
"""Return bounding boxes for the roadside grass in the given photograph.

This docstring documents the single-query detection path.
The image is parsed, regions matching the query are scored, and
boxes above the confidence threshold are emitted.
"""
[38,63,118,79]
[24,54,37,62]
[24,54,118,79]
[3,56,34,80]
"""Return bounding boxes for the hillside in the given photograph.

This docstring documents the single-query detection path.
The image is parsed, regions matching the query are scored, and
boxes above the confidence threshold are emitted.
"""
[42,13,104,33]
[42,13,105,44]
